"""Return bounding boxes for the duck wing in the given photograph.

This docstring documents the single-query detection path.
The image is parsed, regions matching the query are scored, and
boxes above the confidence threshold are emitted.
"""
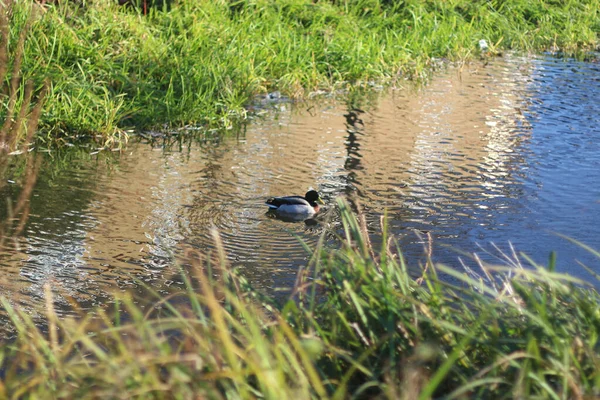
[266,195,310,208]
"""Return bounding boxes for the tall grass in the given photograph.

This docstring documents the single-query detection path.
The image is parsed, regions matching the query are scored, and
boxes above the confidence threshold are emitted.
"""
[1,199,599,398]
[1,0,597,146]
[0,0,46,248]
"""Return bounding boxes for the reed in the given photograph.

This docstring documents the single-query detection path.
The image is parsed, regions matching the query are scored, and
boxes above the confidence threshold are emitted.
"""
[1,199,599,399]
[0,0,47,248]
[1,0,597,146]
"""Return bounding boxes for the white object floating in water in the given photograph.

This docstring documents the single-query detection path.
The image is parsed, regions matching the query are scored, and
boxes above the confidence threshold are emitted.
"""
[478,39,489,51]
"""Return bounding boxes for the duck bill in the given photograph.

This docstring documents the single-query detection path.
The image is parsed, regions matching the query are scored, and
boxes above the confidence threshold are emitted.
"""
[317,198,325,205]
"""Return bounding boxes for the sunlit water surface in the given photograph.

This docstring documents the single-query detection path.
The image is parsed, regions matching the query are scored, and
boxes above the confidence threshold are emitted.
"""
[1,54,599,319]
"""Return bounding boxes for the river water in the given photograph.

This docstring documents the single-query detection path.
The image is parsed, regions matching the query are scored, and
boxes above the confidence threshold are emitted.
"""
[1,54,599,316]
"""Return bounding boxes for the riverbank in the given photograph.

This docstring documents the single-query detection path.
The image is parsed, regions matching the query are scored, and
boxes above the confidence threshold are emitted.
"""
[2,0,599,147]
[1,200,598,398]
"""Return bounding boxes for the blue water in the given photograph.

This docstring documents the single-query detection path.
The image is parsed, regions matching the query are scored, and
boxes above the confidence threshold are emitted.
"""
[459,56,600,276]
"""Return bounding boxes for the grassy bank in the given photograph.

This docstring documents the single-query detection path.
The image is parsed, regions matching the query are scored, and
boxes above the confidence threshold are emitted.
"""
[1,0,599,146]
[1,200,599,399]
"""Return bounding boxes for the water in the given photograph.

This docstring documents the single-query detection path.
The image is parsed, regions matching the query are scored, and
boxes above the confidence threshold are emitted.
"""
[1,54,599,317]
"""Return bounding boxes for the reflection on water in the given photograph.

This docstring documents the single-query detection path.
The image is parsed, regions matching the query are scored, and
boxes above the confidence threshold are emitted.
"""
[1,54,599,318]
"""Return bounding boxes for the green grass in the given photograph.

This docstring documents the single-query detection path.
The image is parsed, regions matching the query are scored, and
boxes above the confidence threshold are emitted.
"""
[1,0,598,146]
[1,199,600,399]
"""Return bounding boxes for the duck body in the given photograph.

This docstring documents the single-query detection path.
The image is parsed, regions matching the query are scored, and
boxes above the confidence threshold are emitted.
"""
[266,190,323,218]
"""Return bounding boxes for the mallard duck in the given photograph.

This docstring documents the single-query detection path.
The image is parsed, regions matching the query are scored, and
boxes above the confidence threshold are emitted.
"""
[266,190,324,217]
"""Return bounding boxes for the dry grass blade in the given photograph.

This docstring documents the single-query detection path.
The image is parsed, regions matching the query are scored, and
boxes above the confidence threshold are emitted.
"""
[0,1,31,145]
[0,0,46,248]
[0,0,12,87]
